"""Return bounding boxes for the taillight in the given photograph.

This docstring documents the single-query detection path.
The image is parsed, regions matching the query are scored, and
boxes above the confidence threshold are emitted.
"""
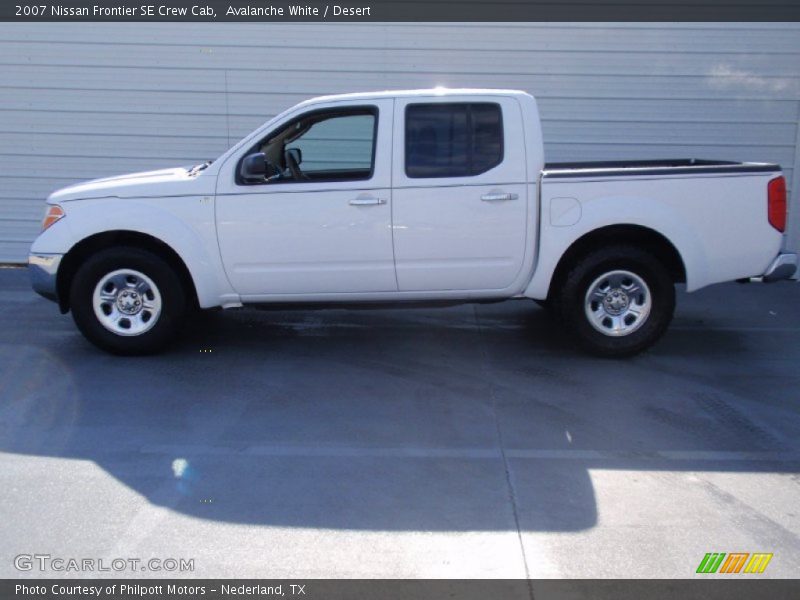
[768,176,786,232]
[41,204,65,231]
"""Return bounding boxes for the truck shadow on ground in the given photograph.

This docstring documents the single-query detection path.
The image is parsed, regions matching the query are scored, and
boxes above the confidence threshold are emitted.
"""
[2,285,799,533]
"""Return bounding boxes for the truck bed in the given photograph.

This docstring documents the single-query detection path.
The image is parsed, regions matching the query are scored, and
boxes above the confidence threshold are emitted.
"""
[542,159,780,179]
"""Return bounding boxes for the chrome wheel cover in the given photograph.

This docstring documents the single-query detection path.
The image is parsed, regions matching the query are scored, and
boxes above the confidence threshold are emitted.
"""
[92,269,162,336]
[584,269,651,337]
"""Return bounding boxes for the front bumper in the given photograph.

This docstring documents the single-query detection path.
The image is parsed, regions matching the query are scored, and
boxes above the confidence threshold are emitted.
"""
[28,253,63,302]
[762,252,797,282]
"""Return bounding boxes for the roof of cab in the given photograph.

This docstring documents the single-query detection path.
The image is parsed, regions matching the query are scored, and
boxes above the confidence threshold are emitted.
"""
[296,88,532,107]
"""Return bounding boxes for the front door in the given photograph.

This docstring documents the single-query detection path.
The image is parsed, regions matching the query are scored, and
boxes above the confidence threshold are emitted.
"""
[216,99,396,298]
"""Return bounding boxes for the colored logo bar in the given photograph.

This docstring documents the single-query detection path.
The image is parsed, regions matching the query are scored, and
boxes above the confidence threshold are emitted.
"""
[697,553,773,574]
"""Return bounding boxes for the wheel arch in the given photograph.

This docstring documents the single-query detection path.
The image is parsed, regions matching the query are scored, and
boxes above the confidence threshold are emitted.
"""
[56,230,199,313]
[546,224,687,302]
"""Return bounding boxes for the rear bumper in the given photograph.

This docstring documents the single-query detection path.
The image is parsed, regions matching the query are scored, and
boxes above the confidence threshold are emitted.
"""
[762,252,797,282]
[28,253,62,302]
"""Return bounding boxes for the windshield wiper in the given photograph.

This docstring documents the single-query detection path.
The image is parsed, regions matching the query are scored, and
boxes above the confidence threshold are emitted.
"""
[187,161,212,175]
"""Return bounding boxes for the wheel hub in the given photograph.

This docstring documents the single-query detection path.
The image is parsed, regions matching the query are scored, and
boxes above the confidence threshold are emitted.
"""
[116,290,143,315]
[602,289,630,315]
[92,269,162,336]
[584,269,652,337]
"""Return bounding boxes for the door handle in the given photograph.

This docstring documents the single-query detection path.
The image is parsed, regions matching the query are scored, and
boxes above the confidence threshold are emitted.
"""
[349,197,386,206]
[481,192,518,202]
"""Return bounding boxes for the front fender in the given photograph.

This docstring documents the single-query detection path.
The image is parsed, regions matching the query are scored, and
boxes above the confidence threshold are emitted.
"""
[33,196,238,309]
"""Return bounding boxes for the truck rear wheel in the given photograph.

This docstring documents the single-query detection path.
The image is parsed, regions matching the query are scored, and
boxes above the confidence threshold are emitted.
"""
[69,247,187,355]
[556,245,675,357]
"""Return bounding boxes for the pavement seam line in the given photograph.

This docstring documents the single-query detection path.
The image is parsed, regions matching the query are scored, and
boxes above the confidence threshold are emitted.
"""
[135,445,800,462]
[473,305,536,598]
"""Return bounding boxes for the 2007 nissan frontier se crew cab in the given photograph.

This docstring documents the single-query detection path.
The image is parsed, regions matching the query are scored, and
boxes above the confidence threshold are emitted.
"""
[28,89,797,356]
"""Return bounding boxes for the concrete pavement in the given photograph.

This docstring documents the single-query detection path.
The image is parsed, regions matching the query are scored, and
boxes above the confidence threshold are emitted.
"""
[0,267,798,578]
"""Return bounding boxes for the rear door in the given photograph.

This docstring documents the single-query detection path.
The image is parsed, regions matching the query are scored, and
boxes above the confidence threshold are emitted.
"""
[391,95,528,292]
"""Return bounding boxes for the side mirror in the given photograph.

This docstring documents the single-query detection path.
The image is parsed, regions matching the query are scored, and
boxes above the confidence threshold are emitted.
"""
[240,152,267,182]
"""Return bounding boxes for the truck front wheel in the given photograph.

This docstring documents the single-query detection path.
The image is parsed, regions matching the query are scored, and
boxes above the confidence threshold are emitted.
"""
[69,247,187,355]
[556,245,675,357]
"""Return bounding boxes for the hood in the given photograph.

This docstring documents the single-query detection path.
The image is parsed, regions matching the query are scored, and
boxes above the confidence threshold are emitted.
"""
[47,166,215,203]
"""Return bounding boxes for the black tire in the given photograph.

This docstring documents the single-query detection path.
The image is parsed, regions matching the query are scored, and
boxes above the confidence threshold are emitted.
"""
[534,298,557,314]
[555,245,675,357]
[69,246,187,355]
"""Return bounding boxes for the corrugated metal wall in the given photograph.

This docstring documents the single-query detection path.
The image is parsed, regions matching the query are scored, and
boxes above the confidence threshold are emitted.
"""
[1,22,799,263]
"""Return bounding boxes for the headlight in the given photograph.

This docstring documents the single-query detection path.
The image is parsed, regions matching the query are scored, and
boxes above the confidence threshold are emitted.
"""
[41,204,65,231]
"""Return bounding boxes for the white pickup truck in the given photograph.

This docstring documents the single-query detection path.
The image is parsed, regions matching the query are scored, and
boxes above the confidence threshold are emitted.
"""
[29,89,796,357]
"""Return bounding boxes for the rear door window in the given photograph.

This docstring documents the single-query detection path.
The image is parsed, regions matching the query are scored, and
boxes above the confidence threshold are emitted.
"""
[405,102,503,178]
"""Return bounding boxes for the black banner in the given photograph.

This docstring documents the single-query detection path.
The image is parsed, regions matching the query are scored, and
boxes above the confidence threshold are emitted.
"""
[3,0,800,22]
[4,580,800,600]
